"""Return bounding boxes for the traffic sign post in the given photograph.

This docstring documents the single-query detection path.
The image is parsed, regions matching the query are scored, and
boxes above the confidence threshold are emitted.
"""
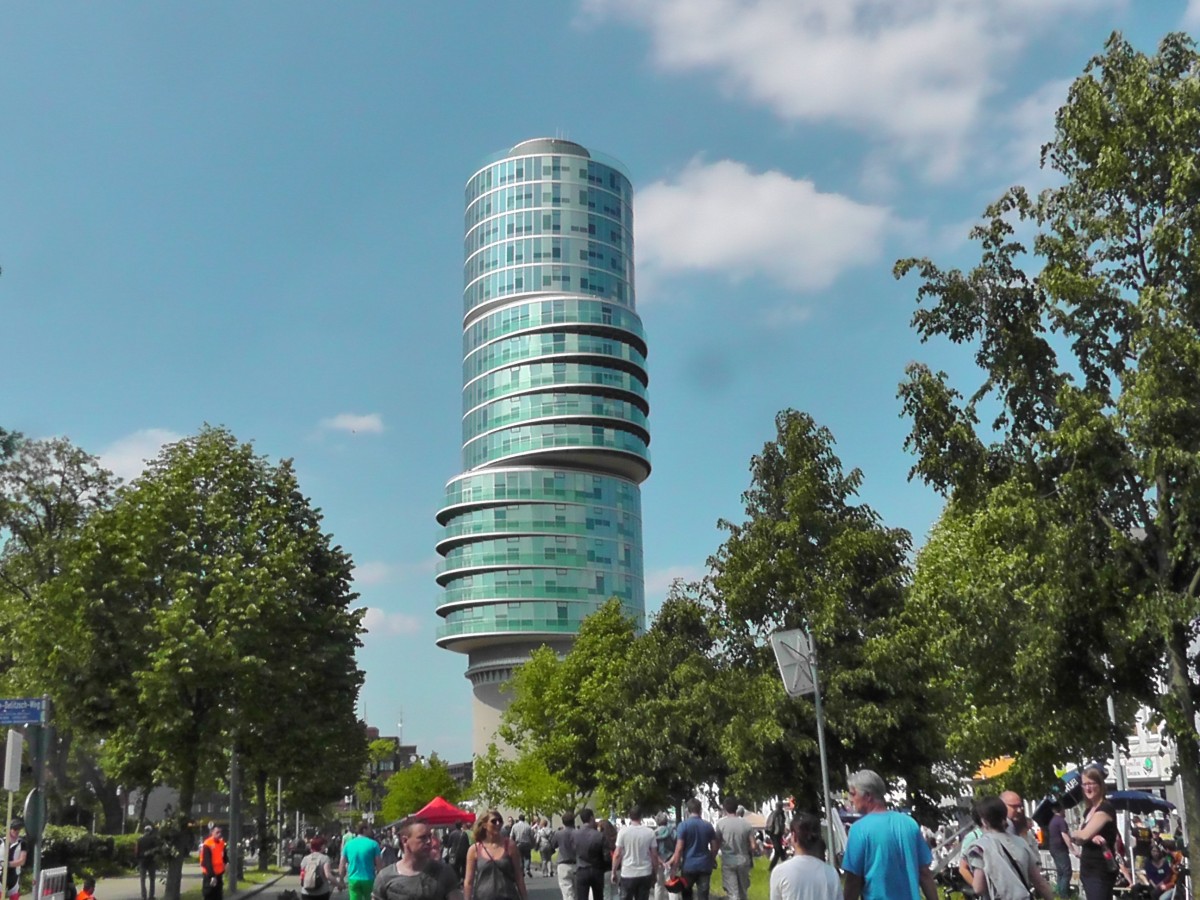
[0,696,52,895]
[770,628,836,860]
[1,729,24,900]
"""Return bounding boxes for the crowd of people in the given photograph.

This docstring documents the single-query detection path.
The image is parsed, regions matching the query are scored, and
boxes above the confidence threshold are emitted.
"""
[292,797,769,900]
[288,769,1186,900]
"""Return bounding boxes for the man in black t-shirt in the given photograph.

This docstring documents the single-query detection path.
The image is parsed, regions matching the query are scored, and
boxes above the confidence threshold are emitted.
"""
[443,823,470,884]
[573,810,607,900]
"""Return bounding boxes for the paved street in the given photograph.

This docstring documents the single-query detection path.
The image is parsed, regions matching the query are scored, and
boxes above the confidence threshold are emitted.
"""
[92,862,567,900]
[94,862,281,900]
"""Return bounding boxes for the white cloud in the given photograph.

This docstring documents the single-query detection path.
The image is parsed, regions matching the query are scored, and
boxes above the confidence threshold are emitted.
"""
[360,607,422,637]
[1186,0,1200,27]
[353,558,439,587]
[319,413,384,435]
[998,77,1072,186]
[580,0,1117,178]
[636,159,897,290]
[99,428,184,481]
[644,564,706,601]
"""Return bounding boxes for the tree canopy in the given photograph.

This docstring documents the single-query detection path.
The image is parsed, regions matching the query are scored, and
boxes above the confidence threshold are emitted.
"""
[380,755,461,824]
[26,426,365,897]
[493,412,953,817]
[896,31,1200,830]
[703,410,954,813]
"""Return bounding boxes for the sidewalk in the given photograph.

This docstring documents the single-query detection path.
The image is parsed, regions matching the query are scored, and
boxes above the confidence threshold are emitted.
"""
[93,861,285,900]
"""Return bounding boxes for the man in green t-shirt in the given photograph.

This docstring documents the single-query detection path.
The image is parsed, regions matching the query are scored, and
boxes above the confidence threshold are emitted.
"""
[341,823,383,900]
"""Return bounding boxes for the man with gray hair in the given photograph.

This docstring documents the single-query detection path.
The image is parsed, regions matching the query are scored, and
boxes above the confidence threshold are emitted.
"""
[841,770,936,900]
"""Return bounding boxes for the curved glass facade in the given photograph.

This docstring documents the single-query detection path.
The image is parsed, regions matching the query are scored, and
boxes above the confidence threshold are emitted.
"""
[437,139,650,691]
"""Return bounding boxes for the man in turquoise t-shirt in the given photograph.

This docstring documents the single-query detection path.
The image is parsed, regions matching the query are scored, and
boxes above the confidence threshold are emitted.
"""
[340,823,383,900]
[842,770,937,900]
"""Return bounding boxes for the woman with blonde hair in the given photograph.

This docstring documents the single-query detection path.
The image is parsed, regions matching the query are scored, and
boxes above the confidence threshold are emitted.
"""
[1071,767,1119,900]
[465,810,528,900]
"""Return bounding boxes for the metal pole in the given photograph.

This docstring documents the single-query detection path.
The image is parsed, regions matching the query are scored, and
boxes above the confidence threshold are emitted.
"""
[809,632,836,860]
[228,745,240,892]
[30,698,50,897]
[2,790,13,900]
[1106,694,1134,876]
[277,778,283,869]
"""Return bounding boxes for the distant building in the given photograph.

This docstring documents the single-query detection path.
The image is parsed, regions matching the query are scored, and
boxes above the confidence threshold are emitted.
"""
[436,138,651,756]
[447,760,474,790]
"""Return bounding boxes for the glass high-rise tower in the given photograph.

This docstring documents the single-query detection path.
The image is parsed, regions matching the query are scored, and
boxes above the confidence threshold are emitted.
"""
[436,138,650,754]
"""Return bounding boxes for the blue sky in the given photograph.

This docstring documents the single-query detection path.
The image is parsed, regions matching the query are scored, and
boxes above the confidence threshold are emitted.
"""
[4,1,1196,763]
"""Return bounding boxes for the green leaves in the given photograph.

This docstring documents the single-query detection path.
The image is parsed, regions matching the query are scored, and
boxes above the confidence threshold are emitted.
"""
[18,426,364,864]
[897,30,1200,817]
[491,410,952,817]
[380,755,461,823]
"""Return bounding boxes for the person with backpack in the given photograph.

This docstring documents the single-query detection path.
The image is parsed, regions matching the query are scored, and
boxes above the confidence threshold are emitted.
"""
[963,796,1054,900]
[538,820,554,878]
[651,815,674,900]
[510,815,534,878]
[302,837,335,900]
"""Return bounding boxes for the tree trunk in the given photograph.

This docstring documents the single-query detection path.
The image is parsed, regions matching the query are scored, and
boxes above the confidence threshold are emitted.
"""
[1165,622,1199,865]
[255,768,270,872]
[99,789,122,834]
[164,759,199,900]
[138,786,151,826]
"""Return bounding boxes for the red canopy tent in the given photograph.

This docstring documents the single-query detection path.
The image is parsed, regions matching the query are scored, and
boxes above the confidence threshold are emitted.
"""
[412,796,476,826]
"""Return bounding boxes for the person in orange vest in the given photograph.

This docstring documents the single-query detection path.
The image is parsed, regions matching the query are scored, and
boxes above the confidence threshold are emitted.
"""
[77,877,97,900]
[200,826,228,900]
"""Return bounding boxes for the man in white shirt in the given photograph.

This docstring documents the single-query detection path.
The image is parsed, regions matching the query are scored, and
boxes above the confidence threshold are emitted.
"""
[612,805,660,900]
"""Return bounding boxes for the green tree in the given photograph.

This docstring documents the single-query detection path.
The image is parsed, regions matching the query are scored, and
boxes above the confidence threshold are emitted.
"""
[380,755,460,823]
[0,436,117,624]
[0,428,20,460]
[0,436,124,827]
[593,590,728,814]
[356,739,400,819]
[484,595,716,814]
[895,31,1200,835]
[471,743,579,814]
[32,426,364,897]
[499,599,637,804]
[703,409,954,813]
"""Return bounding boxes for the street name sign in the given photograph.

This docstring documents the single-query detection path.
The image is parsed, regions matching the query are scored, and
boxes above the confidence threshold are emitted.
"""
[0,698,46,725]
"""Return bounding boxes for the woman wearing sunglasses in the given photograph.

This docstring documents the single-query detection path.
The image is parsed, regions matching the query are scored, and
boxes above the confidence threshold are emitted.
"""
[465,810,528,900]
